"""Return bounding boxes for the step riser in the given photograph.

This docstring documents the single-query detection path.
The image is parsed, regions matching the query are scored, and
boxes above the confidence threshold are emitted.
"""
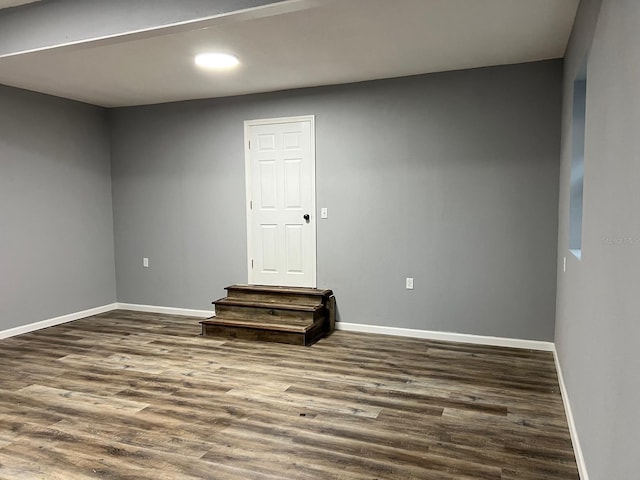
[202,324,306,345]
[202,322,326,346]
[214,304,322,323]
[225,290,324,306]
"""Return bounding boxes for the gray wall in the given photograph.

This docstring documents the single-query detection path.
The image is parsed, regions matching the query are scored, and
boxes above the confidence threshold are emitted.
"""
[110,60,562,341]
[0,0,285,57]
[569,80,586,251]
[0,85,116,329]
[555,0,640,478]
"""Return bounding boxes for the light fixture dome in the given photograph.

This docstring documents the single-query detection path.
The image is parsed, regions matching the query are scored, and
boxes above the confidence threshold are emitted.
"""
[195,53,239,70]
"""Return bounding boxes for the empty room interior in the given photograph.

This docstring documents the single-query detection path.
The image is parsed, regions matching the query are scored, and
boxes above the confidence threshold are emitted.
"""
[0,0,638,479]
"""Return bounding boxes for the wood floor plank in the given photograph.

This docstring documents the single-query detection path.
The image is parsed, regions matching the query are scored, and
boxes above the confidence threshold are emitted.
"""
[0,309,578,479]
[17,385,149,414]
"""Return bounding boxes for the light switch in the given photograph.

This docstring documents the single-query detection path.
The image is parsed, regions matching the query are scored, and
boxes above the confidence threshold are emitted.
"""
[321,207,328,219]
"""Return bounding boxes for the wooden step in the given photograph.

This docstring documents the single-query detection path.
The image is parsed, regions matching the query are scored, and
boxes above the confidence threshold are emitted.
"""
[201,317,312,333]
[225,284,333,306]
[200,317,327,346]
[226,284,333,296]
[214,298,322,312]
[213,298,324,324]
[202,284,334,346]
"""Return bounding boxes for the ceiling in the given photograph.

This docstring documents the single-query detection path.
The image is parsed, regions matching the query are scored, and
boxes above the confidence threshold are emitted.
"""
[0,0,38,9]
[0,0,579,108]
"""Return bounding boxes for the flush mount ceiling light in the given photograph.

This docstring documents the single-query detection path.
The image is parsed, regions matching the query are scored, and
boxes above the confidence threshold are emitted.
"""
[194,52,239,70]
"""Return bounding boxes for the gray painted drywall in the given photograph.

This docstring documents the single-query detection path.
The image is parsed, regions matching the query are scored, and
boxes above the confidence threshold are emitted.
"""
[110,60,562,341]
[0,84,116,330]
[569,79,586,251]
[555,0,640,478]
[0,0,284,57]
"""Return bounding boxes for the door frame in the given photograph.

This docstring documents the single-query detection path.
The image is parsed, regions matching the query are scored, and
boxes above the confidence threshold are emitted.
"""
[243,115,317,287]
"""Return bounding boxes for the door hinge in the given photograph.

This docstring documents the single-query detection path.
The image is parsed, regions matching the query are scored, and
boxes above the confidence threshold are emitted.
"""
[250,200,252,210]
[248,140,251,149]
[251,259,254,268]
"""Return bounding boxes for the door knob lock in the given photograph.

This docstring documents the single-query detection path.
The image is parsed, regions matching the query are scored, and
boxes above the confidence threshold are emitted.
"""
[303,214,310,222]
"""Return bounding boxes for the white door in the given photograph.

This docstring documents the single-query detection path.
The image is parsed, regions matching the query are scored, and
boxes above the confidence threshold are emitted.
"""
[244,116,316,287]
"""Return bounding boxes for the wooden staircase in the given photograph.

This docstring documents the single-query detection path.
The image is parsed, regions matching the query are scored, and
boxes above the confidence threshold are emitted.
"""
[200,285,335,346]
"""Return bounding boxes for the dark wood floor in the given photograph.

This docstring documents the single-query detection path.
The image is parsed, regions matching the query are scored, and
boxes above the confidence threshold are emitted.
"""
[0,310,578,479]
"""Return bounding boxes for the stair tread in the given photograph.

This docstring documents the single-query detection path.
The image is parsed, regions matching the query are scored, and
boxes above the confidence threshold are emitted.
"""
[214,298,323,311]
[201,317,316,333]
[226,284,333,297]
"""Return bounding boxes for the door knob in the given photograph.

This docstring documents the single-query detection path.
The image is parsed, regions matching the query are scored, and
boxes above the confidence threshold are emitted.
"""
[303,214,310,222]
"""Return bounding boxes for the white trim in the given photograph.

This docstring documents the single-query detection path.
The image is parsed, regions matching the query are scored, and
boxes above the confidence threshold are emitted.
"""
[336,322,555,351]
[0,0,317,59]
[553,348,590,480]
[245,115,317,126]
[244,114,317,288]
[244,119,254,284]
[0,303,118,340]
[116,303,214,318]
[307,116,317,287]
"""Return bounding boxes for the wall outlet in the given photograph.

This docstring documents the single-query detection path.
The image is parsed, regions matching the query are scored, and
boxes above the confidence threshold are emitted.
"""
[406,277,414,290]
[143,257,149,268]
[321,207,328,219]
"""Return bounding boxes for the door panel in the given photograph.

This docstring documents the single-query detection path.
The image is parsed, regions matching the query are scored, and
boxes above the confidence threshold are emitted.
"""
[259,161,277,208]
[245,117,316,287]
[285,224,303,273]
[284,159,302,208]
[260,225,278,273]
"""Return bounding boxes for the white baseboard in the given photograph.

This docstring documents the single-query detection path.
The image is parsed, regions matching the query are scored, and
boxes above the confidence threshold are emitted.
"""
[336,322,555,351]
[0,302,213,341]
[0,303,118,340]
[116,302,214,318]
[553,348,589,480]
[0,303,553,351]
